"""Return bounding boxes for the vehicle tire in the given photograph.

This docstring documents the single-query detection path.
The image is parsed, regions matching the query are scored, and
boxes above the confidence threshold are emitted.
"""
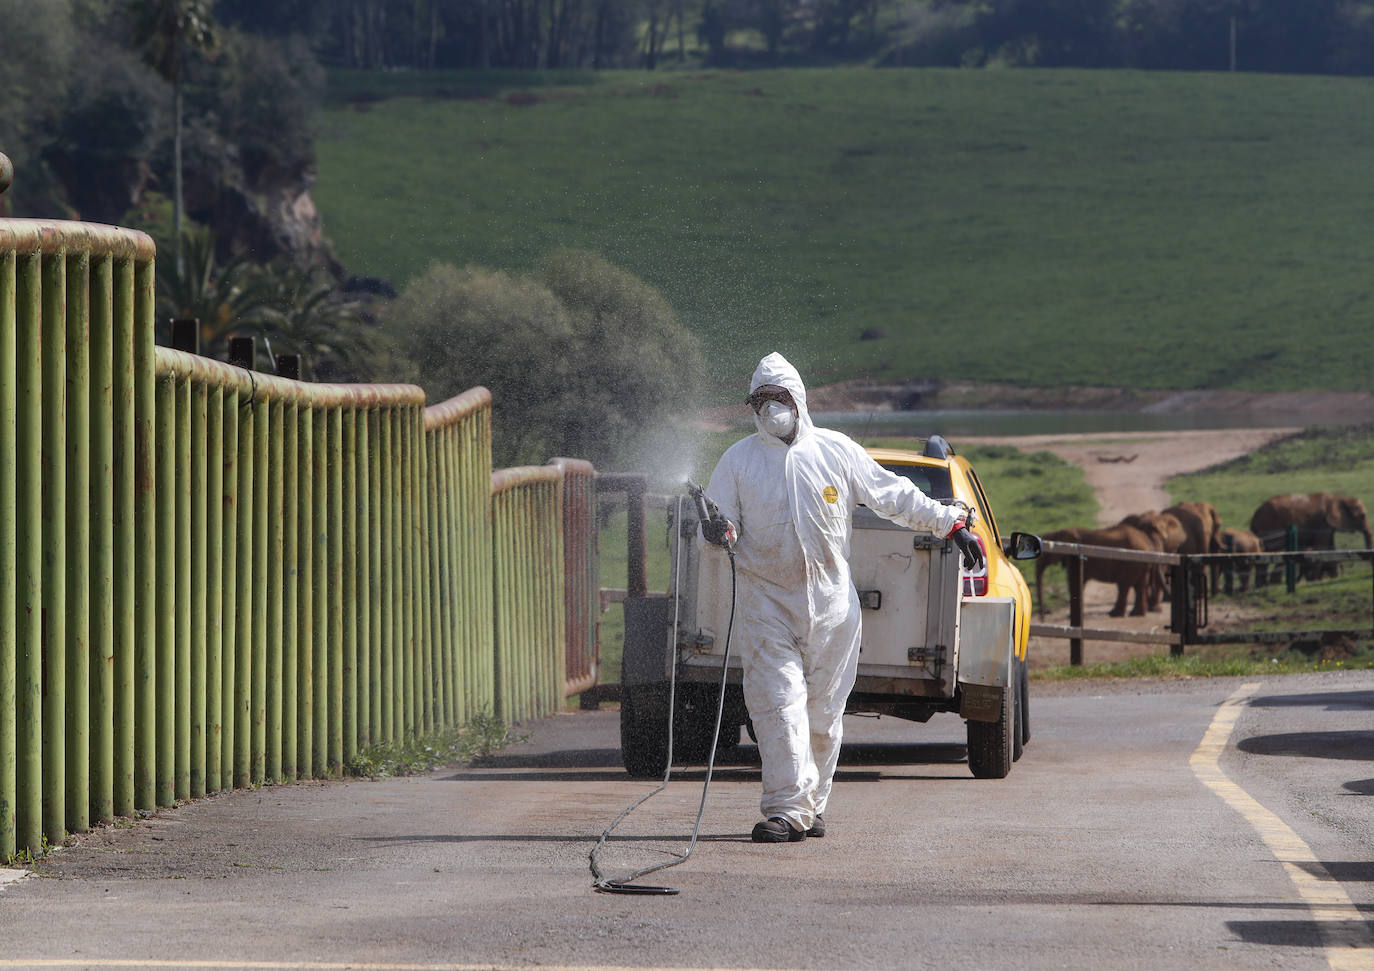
[1012,658,1029,762]
[620,684,671,779]
[1018,658,1031,746]
[967,683,1014,779]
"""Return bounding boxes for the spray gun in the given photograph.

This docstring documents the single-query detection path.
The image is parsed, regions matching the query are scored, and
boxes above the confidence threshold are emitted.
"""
[686,481,735,551]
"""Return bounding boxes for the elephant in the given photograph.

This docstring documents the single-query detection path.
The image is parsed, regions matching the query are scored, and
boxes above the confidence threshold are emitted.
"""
[1116,511,1186,610]
[1210,527,1263,594]
[1249,492,1373,581]
[1163,501,1223,555]
[1035,522,1164,618]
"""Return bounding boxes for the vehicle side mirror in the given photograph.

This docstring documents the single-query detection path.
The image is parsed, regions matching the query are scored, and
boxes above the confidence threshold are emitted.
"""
[1003,531,1042,560]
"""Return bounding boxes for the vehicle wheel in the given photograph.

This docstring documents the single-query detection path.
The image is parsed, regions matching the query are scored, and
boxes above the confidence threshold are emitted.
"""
[672,684,724,762]
[1012,658,1028,763]
[967,683,1014,779]
[1019,658,1031,746]
[715,715,741,755]
[620,684,670,778]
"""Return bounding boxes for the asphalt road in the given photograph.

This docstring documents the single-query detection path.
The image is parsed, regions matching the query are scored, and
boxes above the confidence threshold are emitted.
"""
[0,670,1371,971]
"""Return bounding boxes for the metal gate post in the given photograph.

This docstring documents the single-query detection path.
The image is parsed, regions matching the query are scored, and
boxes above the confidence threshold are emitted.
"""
[1285,524,1298,593]
[1177,556,1194,652]
[1068,554,1084,666]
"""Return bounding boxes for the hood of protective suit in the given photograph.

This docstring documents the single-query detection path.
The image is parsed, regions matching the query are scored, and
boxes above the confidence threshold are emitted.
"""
[750,352,814,445]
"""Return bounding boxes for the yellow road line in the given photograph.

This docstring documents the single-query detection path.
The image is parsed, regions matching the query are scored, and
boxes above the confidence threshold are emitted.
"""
[1190,681,1374,970]
[0,963,801,971]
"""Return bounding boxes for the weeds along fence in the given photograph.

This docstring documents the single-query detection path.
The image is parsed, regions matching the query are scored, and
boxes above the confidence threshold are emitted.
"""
[0,217,598,860]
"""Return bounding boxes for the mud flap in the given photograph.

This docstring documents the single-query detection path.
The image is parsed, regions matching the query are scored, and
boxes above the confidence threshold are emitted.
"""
[957,597,1014,723]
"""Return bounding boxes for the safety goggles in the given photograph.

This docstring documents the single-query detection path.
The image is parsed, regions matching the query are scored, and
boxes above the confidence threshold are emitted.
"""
[746,385,793,412]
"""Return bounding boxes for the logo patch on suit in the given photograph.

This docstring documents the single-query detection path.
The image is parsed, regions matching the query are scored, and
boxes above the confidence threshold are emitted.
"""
[822,485,839,504]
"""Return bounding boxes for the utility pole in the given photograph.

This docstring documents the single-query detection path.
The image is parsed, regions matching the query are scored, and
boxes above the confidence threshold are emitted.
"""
[1229,16,1237,71]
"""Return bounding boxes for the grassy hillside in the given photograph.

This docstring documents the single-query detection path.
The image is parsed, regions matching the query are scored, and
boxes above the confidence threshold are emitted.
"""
[313,67,1374,400]
[1168,424,1374,534]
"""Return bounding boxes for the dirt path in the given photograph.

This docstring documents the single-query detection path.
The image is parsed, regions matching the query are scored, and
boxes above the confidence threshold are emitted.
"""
[959,426,1302,668]
[962,427,1300,525]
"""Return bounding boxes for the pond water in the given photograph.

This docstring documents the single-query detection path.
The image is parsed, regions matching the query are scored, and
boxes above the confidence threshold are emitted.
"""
[805,409,1326,439]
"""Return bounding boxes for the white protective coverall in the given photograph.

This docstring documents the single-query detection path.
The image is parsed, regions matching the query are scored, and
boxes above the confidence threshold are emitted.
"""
[705,352,965,831]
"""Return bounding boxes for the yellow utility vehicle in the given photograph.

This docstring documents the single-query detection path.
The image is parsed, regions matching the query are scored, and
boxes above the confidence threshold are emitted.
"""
[618,436,1042,780]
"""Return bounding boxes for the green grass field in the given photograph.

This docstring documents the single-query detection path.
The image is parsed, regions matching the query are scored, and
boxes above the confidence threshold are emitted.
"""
[314,66,1374,401]
[590,425,1374,685]
[1168,424,1374,534]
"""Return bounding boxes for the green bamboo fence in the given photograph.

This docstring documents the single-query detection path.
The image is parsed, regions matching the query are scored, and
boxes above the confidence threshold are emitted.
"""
[0,202,597,861]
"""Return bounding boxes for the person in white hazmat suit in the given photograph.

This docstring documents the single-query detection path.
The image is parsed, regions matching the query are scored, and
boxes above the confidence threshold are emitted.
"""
[702,352,985,843]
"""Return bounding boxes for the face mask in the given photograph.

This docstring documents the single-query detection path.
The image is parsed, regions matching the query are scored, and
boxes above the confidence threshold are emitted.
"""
[761,400,796,439]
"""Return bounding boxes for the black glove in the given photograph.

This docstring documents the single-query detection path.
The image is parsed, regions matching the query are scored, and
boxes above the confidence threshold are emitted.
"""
[951,526,984,571]
[701,515,735,548]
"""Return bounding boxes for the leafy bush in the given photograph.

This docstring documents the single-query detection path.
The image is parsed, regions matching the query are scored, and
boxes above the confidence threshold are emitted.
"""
[389,251,704,469]
[156,226,396,381]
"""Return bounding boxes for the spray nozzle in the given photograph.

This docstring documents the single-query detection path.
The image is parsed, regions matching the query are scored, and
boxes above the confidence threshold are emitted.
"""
[686,481,733,550]
[686,480,716,524]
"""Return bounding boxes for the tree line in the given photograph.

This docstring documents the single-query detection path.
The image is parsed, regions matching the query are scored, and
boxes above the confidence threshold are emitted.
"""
[215,0,1374,75]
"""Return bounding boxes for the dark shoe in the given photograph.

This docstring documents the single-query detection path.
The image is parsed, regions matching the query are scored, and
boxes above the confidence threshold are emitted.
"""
[806,814,825,838]
[751,816,806,843]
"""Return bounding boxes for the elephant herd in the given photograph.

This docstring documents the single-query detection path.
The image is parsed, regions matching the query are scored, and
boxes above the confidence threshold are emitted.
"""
[1034,492,1374,618]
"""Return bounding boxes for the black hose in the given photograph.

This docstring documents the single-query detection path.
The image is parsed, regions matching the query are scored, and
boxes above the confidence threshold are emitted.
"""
[589,499,737,896]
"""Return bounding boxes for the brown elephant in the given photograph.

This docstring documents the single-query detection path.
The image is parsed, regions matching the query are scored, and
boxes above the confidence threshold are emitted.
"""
[1249,492,1373,581]
[1210,527,1263,593]
[1164,501,1223,555]
[1116,511,1186,610]
[1035,522,1164,618]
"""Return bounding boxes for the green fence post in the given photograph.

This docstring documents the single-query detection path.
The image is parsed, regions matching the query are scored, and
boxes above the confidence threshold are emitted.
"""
[234,395,254,789]
[430,428,453,730]
[416,411,435,734]
[297,405,313,777]
[204,387,224,793]
[190,381,207,798]
[385,410,399,742]
[111,256,136,819]
[251,398,268,786]
[282,401,298,781]
[342,408,358,764]
[266,400,284,782]
[368,409,383,745]
[328,407,343,774]
[88,253,114,827]
[154,373,174,808]
[64,251,90,835]
[397,410,413,737]
[219,391,238,792]
[16,250,41,854]
[478,411,495,714]
[389,409,405,741]
[174,376,191,802]
[0,248,15,858]
[42,250,68,843]
[356,409,373,749]
[312,408,328,776]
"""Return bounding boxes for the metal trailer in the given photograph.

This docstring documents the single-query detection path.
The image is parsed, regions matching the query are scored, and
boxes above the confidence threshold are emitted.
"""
[619,499,1019,780]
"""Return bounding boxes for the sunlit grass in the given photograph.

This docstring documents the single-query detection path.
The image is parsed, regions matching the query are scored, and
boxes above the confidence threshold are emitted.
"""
[1036,648,1374,681]
[1169,424,1374,532]
[316,67,1374,401]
